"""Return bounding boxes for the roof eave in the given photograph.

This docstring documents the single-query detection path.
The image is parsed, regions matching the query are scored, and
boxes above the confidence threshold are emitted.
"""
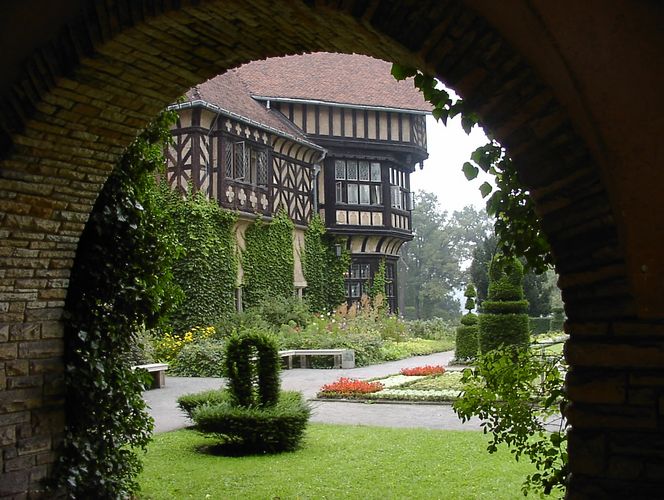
[251,95,430,115]
[168,99,328,154]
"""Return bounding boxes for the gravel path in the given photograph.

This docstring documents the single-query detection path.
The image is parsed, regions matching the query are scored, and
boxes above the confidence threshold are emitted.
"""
[143,351,483,433]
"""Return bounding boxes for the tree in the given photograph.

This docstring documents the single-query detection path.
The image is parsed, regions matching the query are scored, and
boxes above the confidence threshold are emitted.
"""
[401,191,462,319]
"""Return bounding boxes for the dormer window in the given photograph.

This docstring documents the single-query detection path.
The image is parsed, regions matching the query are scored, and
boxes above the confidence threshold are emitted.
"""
[335,159,382,205]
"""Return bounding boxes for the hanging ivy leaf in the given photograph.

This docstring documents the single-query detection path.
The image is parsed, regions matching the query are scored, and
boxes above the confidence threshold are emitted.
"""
[462,162,479,180]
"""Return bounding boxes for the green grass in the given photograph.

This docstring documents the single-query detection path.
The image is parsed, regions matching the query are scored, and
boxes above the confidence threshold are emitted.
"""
[138,423,551,499]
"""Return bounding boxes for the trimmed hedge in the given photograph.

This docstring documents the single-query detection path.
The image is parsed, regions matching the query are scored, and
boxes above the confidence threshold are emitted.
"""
[456,323,479,360]
[529,317,552,335]
[479,314,530,353]
[225,330,281,408]
[479,254,530,353]
[191,391,310,454]
[551,307,565,331]
[482,300,529,315]
[178,389,230,419]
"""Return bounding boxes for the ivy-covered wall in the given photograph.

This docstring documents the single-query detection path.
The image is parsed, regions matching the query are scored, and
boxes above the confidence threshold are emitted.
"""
[243,209,295,308]
[160,188,238,333]
[303,214,348,312]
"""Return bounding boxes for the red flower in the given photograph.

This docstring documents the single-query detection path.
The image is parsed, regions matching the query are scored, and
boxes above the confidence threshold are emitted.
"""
[319,377,384,395]
[400,365,446,376]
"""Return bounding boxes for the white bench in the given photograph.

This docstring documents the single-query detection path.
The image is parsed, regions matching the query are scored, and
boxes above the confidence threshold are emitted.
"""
[133,363,169,389]
[279,349,355,369]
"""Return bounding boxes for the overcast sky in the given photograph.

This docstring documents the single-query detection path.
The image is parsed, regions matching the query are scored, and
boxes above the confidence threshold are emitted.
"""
[410,114,493,215]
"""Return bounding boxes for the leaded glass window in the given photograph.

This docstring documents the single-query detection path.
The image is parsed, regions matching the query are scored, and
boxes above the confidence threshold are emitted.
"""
[346,160,358,180]
[335,160,346,180]
[333,159,383,207]
[371,162,381,182]
[359,161,370,181]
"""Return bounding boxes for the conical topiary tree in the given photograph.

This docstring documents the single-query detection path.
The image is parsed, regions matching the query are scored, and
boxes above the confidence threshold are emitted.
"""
[455,283,479,361]
[478,254,530,353]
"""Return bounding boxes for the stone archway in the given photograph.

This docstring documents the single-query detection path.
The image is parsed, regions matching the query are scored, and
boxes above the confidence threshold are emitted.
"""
[1,1,662,497]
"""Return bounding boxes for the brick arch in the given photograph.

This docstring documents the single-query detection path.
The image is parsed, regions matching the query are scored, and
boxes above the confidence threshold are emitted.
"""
[0,1,661,497]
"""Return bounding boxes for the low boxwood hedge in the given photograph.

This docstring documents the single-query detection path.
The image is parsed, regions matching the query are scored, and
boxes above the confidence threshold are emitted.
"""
[191,390,310,454]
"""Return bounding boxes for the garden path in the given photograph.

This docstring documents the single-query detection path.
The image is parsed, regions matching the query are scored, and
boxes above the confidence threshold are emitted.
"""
[143,351,483,433]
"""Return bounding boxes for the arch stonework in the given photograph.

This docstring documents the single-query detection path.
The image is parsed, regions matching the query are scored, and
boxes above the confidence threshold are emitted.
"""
[0,1,662,497]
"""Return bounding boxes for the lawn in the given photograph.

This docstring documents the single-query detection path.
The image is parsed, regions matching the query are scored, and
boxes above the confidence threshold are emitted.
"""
[138,423,554,499]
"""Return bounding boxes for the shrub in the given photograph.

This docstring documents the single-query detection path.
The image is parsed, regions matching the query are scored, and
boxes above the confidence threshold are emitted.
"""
[318,378,384,396]
[550,307,565,331]
[400,365,446,376]
[123,327,156,366]
[184,329,310,455]
[529,316,552,335]
[192,391,311,454]
[405,318,456,340]
[178,389,229,419]
[153,326,214,364]
[225,330,281,408]
[170,339,226,377]
[255,295,312,331]
[455,323,479,361]
[479,254,529,353]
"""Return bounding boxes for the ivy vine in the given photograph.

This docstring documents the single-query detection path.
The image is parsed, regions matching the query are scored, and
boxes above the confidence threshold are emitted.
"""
[303,214,349,312]
[243,209,294,308]
[369,258,387,303]
[52,111,181,498]
[161,187,238,333]
[391,65,552,273]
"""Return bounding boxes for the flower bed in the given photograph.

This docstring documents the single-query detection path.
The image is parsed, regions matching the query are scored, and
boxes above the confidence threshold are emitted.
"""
[317,370,465,403]
[318,378,384,398]
[400,365,445,376]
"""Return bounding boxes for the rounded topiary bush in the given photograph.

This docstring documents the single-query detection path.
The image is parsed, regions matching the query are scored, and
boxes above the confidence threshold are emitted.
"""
[479,255,530,353]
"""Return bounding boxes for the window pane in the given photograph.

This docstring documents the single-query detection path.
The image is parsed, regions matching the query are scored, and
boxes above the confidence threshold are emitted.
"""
[224,141,233,178]
[335,160,346,180]
[235,142,246,179]
[386,263,394,279]
[371,162,381,182]
[391,185,401,209]
[336,182,344,202]
[371,185,382,205]
[257,150,268,185]
[360,264,370,279]
[347,184,359,204]
[347,160,358,180]
[359,184,370,204]
[359,161,370,181]
[350,282,361,298]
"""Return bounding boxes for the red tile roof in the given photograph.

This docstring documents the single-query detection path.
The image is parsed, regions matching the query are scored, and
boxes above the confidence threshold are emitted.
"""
[186,53,432,134]
[186,71,308,140]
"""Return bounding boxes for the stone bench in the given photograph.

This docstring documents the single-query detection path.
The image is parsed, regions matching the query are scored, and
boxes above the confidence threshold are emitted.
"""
[133,363,169,389]
[279,349,355,369]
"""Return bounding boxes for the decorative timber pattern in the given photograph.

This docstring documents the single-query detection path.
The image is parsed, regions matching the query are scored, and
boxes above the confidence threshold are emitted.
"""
[271,155,312,226]
[165,107,317,225]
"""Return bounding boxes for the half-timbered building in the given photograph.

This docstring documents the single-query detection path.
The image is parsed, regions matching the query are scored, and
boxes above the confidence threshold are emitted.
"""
[166,52,431,312]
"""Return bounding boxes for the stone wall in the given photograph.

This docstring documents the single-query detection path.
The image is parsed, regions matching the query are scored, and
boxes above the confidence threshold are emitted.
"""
[0,1,662,497]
